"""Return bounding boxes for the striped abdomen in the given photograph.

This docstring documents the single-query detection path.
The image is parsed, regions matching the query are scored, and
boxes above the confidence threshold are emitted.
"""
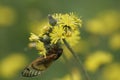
[22,53,60,77]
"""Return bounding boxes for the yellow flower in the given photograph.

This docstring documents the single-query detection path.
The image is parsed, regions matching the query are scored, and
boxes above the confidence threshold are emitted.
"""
[53,13,62,20]
[53,13,82,30]
[29,33,39,41]
[50,25,65,44]
[70,13,82,27]
[36,41,47,58]
[29,33,47,57]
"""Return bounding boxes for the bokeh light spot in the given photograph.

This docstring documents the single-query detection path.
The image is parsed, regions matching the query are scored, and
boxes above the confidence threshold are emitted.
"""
[86,10,120,35]
[54,68,81,80]
[0,6,16,27]
[109,33,120,50]
[102,63,120,80]
[29,20,48,35]
[84,51,113,72]
[0,53,27,78]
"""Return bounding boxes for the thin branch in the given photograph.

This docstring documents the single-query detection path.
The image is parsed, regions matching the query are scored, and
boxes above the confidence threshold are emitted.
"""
[63,39,90,80]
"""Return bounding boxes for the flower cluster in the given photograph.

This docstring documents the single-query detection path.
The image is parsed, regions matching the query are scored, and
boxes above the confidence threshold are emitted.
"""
[29,13,82,57]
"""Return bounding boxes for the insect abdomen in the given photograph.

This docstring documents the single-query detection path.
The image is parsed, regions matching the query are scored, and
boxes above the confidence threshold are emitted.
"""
[22,67,42,77]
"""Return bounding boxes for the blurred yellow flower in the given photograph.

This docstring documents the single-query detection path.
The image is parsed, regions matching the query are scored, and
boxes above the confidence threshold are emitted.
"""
[86,19,105,34]
[36,41,47,58]
[0,6,16,27]
[84,51,113,72]
[29,20,49,35]
[29,33,39,41]
[54,68,81,80]
[0,53,27,78]
[61,45,73,61]
[66,30,80,46]
[50,25,65,44]
[102,63,120,80]
[29,33,47,57]
[70,68,81,80]
[38,25,51,37]
[109,33,120,50]
[86,10,120,35]
[60,40,88,62]
[72,40,90,54]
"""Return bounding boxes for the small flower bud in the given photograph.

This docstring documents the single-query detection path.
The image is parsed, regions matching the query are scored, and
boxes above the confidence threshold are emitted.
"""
[48,14,57,26]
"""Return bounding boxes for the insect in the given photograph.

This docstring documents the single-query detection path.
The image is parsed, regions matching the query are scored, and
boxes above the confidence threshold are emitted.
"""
[22,45,63,77]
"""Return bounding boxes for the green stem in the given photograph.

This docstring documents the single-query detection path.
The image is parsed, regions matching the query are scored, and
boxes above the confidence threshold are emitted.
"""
[63,39,90,80]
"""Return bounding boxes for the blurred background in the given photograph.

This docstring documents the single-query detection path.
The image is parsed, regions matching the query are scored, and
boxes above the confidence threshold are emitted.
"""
[0,0,120,80]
